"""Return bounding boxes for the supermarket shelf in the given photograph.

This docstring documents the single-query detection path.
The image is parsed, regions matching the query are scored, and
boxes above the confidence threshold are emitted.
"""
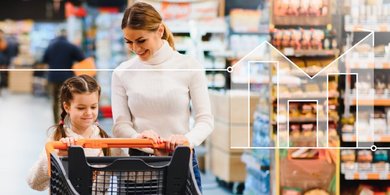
[209,50,236,58]
[344,172,390,180]
[351,99,390,106]
[345,23,390,32]
[288,117,335,123]
[276,93,339,100]
[273,15,331,26]
[167,18,227,34]
[199,41,226,51]
[283,49,340,57]
[197,18,227,35]
[230,30,269,35]
[289,71,340,77]
[175,44,191,51]
[208,84,225,89]
[168,26,190,34]
[347,59,390,69]
[208,86,225,90]
[209,50,266,60]
[229,24,269,35]
[232,77,271,84]
[288,135,322,141]
[232,75,301,85]
[274,117,337,124]
[342,134,390,142]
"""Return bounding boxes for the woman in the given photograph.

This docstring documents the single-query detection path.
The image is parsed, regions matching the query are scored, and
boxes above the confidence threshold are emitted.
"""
[111,2,214,192]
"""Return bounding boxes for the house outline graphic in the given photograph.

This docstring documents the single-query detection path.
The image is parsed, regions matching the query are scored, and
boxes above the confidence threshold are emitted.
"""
[229,30,378,150]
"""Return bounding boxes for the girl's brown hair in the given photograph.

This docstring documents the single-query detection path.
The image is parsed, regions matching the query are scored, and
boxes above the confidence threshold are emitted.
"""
[121,2,175,49]
[52,75,110,156]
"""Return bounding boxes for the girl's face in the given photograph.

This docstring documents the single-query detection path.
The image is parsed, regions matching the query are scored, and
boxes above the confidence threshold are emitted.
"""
[64,92,99,130]
[123,25,164,61]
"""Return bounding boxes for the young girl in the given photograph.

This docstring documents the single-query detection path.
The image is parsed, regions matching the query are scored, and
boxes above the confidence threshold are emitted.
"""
[27,74,125,191]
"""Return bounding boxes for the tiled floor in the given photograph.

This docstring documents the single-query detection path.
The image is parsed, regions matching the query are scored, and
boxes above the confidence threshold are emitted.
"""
[0,90,233,195]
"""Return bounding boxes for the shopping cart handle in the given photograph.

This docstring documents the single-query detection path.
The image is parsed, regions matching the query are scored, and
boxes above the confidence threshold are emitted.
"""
[46,138,170,154]
[45,138,171,176]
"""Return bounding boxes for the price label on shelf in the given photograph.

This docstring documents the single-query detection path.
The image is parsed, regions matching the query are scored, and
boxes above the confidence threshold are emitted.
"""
[283,48,294,56]
[351,62,358,69]
[345,173,354,180]
[384,62,390,69]
[376,62,384,69]
[341,164,346,173]
[342,134,354,142]
[379,24,388,32]
[379,173,387,180]
[360,63,369,69]
[368,173,380,180]
[359,173,367,180]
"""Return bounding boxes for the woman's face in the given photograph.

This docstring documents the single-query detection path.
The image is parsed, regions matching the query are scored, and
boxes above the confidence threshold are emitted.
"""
[123,25,164,61]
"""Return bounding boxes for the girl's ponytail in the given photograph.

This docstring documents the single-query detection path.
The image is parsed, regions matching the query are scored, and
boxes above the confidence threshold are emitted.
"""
[98,126,111,156]
[52,110,67,141]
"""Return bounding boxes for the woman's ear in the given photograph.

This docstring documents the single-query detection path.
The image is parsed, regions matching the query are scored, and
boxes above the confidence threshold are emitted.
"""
[158,24,164,38]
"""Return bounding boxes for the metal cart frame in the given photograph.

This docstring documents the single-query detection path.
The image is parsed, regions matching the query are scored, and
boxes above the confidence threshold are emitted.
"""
[46,138,201,195]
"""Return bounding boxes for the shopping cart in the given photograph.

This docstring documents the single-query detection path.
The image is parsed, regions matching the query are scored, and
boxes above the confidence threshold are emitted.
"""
[45,138,201,195]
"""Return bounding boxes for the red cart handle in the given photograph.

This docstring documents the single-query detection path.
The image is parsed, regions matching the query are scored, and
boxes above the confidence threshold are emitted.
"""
[45,138,168,155]
[46,138,188,175]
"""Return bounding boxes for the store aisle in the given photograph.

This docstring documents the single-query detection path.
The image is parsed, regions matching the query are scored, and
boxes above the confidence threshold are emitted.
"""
[0,91,50,194]
[0,91,233,195]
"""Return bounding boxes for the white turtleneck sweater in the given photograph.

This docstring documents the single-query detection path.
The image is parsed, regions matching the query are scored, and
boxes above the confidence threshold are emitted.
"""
[111,40,214,147]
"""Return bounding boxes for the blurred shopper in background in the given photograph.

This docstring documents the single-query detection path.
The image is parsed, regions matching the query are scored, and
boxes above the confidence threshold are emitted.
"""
[0,29,19,91]
[43,28,85,123]
[0,29,6,93]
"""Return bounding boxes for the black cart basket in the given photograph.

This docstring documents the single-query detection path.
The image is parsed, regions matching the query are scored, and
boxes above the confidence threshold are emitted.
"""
[45,138,201,195]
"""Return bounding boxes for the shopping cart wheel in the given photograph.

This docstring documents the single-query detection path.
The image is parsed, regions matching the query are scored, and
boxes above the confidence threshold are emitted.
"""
[232,182,245,194]
[215,177,224,187]
[215,177,232,190]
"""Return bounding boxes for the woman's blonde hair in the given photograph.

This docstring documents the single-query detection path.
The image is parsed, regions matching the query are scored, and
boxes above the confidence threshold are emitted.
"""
[121,2,175,49]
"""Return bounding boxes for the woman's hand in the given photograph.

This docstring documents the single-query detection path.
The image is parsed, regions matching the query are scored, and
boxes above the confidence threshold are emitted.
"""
[58,137,78,156]
[166,134,189,151]
[137,130,163,144]
[154,149,169,156]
